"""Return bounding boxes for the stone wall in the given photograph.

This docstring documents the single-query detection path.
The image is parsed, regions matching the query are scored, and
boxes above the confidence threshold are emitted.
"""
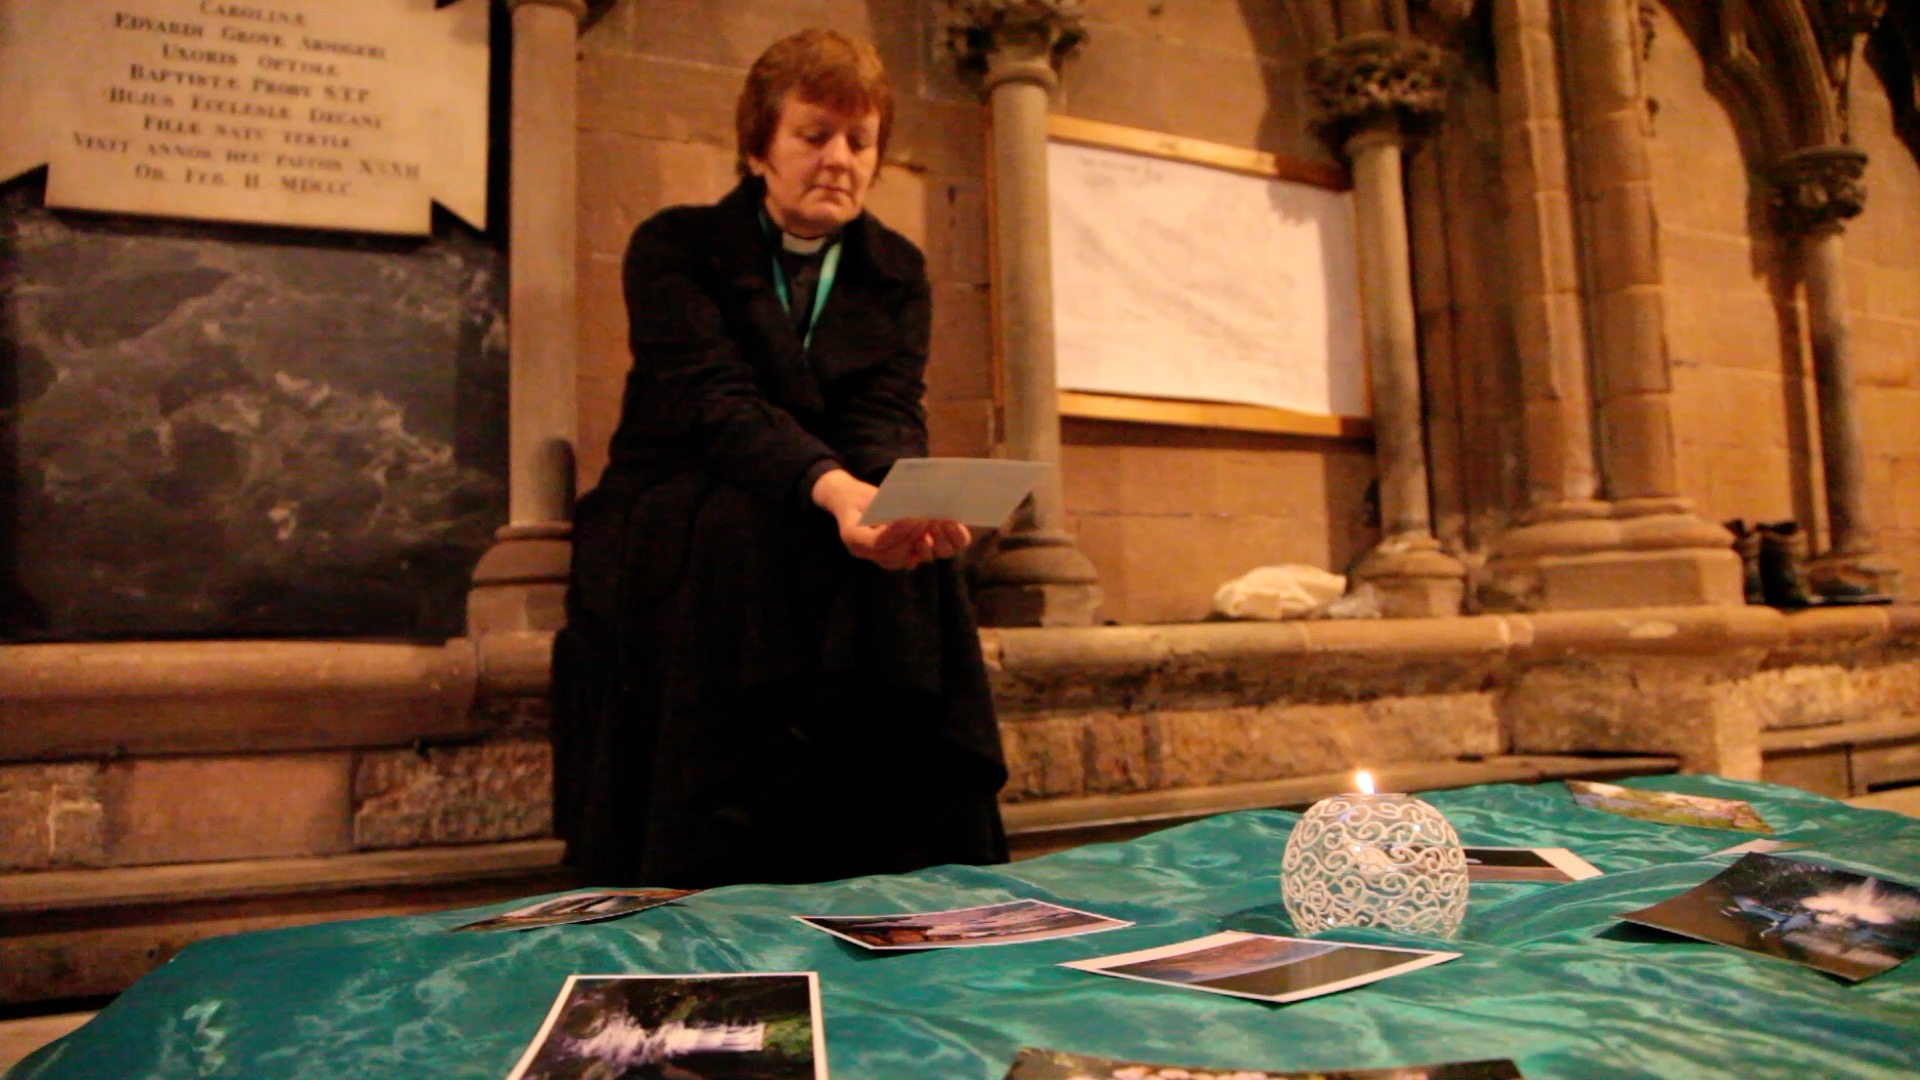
[1846,46,1920,594]
[1648,1,1920,595]
[1,741,551,874]
[1055,2,1374,624]
[1645,2,1806,530]
[11,604,1915,874]
[572,0,997,494]
[569,1,1378,625]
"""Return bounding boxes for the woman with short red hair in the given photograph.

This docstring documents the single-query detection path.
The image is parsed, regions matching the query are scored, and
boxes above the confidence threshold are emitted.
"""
[554,29,1009,888]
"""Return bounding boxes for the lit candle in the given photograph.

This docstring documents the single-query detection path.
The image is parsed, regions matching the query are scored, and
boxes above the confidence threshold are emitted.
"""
[1282,767,1471,937]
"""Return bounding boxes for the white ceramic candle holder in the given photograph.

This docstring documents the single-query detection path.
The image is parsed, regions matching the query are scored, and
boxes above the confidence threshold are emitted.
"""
[1280,790,1470,938]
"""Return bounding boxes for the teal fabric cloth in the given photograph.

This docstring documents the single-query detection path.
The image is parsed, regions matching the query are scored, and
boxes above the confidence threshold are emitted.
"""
[12,775,1920,1079]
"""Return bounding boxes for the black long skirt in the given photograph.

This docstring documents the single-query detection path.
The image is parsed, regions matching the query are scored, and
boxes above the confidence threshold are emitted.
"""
[553,473,1008,888]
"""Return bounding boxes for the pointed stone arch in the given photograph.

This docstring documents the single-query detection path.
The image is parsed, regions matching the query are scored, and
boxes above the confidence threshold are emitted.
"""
[1659,0,1836,164]
[1280,0,1340,50]
[1865,8,1920,166]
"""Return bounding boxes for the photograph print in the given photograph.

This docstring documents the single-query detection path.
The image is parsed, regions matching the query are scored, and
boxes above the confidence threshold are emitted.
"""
[1061,931,1458,1004]
[1706,838,1806,859]
[506,973,825,1080]
[1462,847,1601,884]
[451,889,699,932]
[1567,779,1775,834]
[1004,1047,1523,1079]
[1616,852,1920,981]
[795,898,1131,950]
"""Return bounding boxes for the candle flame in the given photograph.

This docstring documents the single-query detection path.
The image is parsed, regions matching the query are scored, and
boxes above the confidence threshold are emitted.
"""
[1356,769,1375,795]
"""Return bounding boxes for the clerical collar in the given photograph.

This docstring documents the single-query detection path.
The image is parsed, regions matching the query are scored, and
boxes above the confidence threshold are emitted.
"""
[779,230,831,255]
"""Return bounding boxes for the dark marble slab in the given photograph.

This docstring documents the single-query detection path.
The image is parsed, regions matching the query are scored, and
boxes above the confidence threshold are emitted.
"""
[0,174,508,641]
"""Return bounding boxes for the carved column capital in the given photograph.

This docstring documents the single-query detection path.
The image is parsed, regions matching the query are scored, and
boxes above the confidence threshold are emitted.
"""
[1770,145,1870,237]
[1307,32,1450,151]
[945,0,1089,92]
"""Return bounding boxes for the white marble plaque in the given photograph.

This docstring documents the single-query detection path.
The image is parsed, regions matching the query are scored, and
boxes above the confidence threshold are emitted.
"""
[0,0,489,234]
[1047,139,1369,419]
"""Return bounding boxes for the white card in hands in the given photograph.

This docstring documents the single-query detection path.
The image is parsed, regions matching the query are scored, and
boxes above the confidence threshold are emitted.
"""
[858,457,1047,528]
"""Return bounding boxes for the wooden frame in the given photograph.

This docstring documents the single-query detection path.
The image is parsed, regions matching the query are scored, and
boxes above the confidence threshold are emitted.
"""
[1046,114,1350,191]
[1043,115,1371,440]
[1059,390,1372,440]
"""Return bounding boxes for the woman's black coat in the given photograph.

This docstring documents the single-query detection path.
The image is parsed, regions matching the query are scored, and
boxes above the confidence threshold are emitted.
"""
[553,177,1009,888]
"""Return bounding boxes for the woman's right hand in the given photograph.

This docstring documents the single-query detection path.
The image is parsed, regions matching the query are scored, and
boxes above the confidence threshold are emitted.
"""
[810,467,940,570]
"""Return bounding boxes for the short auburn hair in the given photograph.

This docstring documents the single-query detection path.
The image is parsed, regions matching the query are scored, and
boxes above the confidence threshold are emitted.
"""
[735,29,894,175]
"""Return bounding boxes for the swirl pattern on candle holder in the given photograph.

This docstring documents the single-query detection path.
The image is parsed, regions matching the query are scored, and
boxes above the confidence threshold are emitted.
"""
[1280,792,1469,938]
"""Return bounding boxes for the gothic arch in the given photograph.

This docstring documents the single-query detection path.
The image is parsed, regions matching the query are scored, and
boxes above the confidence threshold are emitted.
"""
[1283,0,1340,50]
[1659,0,1836,165]
[1865,8,1920,166]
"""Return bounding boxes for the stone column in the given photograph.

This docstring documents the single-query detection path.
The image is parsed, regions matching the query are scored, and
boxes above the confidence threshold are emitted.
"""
[466,0,587,637]
[1308,32,1467,617]
[1545,0,1740,606]
[1772,145,1899,600]
[947,1,1101,627]
[1479,0,1616,610]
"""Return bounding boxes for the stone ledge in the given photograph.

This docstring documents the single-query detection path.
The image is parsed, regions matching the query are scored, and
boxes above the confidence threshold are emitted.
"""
[1001,754,1680,859]
[0,641,482,762]
[0,840,579,1006]
[1759,715,1920,753]
[989,603,1918,674]
[1,839,566,917]
[3,605,1913,762]
[985,604,1919,715]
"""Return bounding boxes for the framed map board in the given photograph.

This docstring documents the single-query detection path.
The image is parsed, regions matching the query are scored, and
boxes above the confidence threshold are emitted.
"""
[1046,116,1371,439]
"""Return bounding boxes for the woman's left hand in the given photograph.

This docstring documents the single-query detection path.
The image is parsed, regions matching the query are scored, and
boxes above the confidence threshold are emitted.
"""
[927,520,972,560]
[812,467,973,570]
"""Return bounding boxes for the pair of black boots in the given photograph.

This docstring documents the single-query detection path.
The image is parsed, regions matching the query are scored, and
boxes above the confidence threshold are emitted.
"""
[1726,520,1890,609]
[1728,520,1810,608]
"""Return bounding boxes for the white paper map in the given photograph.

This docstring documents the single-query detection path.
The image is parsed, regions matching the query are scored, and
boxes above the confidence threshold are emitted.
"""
[1047,139,1368,418]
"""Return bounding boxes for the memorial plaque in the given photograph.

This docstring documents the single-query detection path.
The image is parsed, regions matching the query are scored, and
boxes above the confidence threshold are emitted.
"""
[0,0,489,234]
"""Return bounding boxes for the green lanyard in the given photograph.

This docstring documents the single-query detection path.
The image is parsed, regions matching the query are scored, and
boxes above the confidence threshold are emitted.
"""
[762,214,842,352]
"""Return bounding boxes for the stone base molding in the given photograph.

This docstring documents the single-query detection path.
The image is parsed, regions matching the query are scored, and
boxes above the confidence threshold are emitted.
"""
[1807,551,1902,601]
[467,522,573,637]
[1483,500,1741,612]
[1348,534,1469,618]
[973,532,1103,628]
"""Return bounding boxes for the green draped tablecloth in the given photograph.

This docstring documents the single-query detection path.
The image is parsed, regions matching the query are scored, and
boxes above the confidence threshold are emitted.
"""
[11,775,1920,1079]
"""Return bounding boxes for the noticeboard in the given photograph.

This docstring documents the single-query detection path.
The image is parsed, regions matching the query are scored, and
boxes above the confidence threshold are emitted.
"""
[1046,115,1372,439]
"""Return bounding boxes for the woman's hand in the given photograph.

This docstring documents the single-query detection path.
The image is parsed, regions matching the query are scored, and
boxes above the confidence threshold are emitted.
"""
[810,468,972,570]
